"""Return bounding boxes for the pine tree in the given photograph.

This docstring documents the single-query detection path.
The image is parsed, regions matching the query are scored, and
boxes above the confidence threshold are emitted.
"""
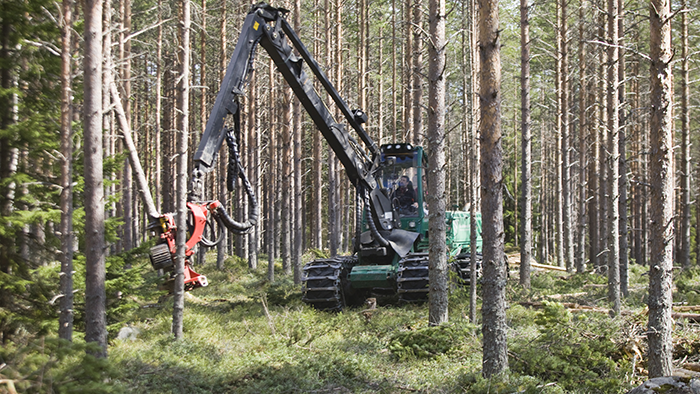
[173,0,191,339]
[480,0,507,374]
[647,0,674,376]
[83,0,107,356]
[427,0,448,326]
[58,0,74,342]
[519,0,532,289]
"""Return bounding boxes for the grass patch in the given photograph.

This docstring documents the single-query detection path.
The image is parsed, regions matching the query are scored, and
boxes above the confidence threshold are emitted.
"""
[12,251,700,393]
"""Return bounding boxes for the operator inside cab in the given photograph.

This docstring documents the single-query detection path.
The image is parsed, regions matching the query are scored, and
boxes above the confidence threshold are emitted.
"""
[393,175,419,214]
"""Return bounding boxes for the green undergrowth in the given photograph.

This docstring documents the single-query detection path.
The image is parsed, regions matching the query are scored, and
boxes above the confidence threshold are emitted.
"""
[12,253,700,393]
[676,267,700,305]
[0,338,122,393]
[508,302,634,393]
[109,256,654,393]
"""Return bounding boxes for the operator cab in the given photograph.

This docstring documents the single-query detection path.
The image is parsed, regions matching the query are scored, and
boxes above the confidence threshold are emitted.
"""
[379,144,428,220]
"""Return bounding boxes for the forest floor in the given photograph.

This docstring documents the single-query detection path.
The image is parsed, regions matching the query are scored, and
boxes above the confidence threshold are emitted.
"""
[104,251,700,394]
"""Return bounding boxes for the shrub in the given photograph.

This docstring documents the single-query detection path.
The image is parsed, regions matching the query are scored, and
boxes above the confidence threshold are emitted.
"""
[388,323,476,361]
[458,372,564,394]
[508,302,633,393]
[676,267,700,305]
[0,337,123,393]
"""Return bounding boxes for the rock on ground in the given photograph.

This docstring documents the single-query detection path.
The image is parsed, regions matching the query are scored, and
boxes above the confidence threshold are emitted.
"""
[627,376,700,394]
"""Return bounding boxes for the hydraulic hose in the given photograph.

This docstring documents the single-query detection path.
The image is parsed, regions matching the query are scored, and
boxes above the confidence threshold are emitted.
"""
[354,186,364,253]
[219,125,258,234]
[365,192,389,248]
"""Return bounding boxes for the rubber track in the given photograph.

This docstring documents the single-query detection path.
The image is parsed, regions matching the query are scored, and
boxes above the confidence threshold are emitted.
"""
[301,257,344,311]
[453,252,482,285]
[397,253,430,303]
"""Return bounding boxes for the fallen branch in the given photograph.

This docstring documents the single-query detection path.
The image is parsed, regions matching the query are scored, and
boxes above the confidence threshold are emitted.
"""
[507,254,568,272]
[672,312,700,323]
[530,262,568,272]
[674,305,700,313]
[260,294,276,335]
[0,379,18,394]
[519,301,632,316]
[546,292,588,300]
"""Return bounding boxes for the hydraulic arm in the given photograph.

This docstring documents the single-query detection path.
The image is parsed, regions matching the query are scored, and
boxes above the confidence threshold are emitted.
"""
[145,2,420,295]
[190,2,417,257]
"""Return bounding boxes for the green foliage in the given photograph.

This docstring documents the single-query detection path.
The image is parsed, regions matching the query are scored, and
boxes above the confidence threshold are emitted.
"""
[67,251,147,337]
[265,277,303,307]
[0,337,123,393]
[0,0,84,344]
[527,271,607,297]
[676,267,700,305]
[309,248,330,259]
[509,302,633,393]
[388,323,477,361]
[458,372,565,394]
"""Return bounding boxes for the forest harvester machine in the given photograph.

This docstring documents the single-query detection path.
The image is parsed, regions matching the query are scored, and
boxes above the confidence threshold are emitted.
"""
[143,3,482,306]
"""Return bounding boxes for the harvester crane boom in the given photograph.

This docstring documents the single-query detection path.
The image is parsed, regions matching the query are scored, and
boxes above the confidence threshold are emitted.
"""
[191,2,417,255]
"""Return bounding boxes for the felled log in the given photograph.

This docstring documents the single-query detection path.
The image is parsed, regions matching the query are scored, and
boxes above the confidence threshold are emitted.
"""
[671,312,700,323]
[519,301,631,316]
[506,253,568,272]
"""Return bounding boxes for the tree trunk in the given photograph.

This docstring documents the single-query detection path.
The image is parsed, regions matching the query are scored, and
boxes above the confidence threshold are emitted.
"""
[378,26,384,144]
[173,0,191,339]
[293,0,303,283]
[427,0,447,326]
[560,0,573,272]
[404,0,413,140]
[392,0,397,141]
[618,0,628,297]
[647,0,674,376]
[119,0,133,252]
[679,0,690,270]
[281,86,292,271]
[576,0,587,274]
[412,0,424,146]
[554,0,564,269]
[200,0,207,142]
[597,13,608,272]
[83,0,107,357]
[268,60,276,281]
[519,0,531,289]
[607,0,621,315]
[110,81,159,220]
[250,71,261,271]
[480,0,507,375]
[468,0,479,324]
[58,0,74,342]
[632,57,642,267]
[587,17,599,271]
[520,0,532,289]
[217,2,227,270]
[326,0,337,256]
[311,1,323,250]
[101,0,112,231]
[359,0,367,116]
